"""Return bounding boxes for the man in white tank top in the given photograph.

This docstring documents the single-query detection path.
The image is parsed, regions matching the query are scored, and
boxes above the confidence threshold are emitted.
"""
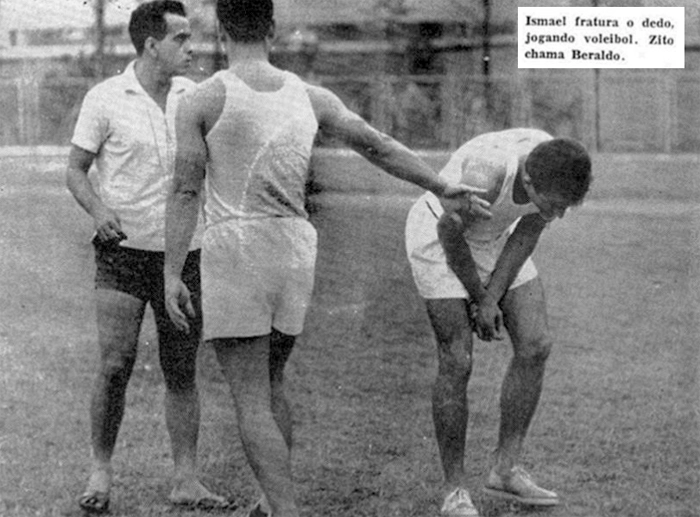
[405,129,592,516]
[162,1,490,516]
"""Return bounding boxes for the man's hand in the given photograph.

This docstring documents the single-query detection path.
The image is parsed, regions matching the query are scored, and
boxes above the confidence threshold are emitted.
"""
[469,294,504,342]
[440,184,492,220]
[93,206,127,244]
[165,275,195,333]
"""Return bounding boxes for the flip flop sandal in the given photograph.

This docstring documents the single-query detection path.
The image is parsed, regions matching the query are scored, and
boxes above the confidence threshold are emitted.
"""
[78,491,110,514]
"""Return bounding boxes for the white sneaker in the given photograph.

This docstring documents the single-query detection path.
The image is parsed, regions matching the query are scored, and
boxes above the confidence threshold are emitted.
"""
[247,497,271,517]
[483,466,559,506]
[440,488,480,516]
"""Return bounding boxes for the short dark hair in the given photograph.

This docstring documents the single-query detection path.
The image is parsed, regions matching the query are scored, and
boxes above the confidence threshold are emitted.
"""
[525,138,592,205]
[216,0,274,43]
[128,0,187,55]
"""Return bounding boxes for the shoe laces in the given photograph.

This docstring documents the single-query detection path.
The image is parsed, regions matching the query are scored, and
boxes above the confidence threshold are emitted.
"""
[448,488,474,507]
[511,466,536,485]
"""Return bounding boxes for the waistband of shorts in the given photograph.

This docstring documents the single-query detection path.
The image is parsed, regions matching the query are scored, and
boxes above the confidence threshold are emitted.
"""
[206,214,307,229]
[93,240,200,258]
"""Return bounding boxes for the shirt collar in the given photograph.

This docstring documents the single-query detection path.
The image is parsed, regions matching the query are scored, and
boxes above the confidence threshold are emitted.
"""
[121,60,188,96]
[122,60,146,95]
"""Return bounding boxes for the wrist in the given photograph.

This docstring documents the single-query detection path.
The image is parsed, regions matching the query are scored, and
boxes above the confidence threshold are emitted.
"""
[486,287,503,304]
[434,178,450,198]
[474,290,497,305]
[164,268,181,282]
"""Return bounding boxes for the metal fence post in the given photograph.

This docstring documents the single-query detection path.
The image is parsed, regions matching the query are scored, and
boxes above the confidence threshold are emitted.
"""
[513,68,531,128]
[372,75,393,135]
[661,73,675,153]
[16,76,27,146]
[582,70,598,153]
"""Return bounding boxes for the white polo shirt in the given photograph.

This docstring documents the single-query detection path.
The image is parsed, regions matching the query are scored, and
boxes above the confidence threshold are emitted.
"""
[71,61,203,251]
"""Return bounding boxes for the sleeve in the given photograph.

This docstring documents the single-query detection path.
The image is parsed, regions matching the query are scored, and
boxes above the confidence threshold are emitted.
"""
[71,87,108,154]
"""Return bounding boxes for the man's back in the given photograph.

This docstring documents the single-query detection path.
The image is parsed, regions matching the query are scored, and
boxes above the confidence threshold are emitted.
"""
[198,68,318,222]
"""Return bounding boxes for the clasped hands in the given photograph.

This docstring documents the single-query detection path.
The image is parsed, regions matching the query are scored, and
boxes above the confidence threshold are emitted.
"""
[468,293,504,342]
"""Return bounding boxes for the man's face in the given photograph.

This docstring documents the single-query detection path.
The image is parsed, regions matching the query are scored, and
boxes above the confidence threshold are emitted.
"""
[528,188,572,222]
[152,13,193,76]
[521,162,575,222]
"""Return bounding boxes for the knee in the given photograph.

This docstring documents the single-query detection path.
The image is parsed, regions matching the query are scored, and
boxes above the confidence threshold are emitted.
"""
[161,362,197,393]
[100,353,136,384]
[159,338,198,393]
[437,341,473,381]
[515,334,553,364]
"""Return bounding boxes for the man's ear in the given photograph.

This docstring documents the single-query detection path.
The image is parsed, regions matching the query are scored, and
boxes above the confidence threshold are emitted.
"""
[267,20,276,41]
[144,35,158,57]
[216,22,225,42]
[215,22,227,53]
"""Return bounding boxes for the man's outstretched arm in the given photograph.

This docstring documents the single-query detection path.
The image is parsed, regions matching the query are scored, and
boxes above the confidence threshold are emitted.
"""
[307,84,491,219]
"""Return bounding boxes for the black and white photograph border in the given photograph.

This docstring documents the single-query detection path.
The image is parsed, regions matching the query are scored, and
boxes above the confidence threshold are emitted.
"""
[0,1,698,516]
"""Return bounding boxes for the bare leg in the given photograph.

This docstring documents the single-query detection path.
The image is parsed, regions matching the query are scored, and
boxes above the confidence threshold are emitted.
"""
[156,317,226,504]
[85,289,145,495]
[163,384,228,506]
[213,336,298,517]
[269,329,296,450]
[493,278,552,474]
[250,330,297,514]
[159,334,200,485]
[425,298,474,490]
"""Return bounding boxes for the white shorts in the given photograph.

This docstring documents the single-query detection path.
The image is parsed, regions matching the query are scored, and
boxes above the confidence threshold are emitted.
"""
[405,198,537,299]
[202,217,317,339]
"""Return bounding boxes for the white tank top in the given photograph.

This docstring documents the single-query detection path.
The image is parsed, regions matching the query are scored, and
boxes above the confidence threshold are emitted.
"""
[204,70,318,224]
[425,128,551,244]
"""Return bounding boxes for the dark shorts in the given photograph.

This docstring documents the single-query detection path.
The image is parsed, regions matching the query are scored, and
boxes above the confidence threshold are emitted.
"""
[93,241,202,386]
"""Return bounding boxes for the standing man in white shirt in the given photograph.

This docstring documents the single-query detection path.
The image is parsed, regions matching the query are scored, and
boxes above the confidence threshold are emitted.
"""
[66,1,232,513]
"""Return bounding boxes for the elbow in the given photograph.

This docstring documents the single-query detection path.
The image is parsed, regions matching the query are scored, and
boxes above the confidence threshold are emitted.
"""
[171,173,201,199]
[437,218,451,244]
[437,224,458,261]
[169,178,201,205]
[172,188,200,204]
[437,212,464,241]
[437,215,467,268]
[65,167,80,193]
[357,132,395,163]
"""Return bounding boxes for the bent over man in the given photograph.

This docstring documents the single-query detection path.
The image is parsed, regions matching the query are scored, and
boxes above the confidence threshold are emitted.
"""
[405,128,592,516]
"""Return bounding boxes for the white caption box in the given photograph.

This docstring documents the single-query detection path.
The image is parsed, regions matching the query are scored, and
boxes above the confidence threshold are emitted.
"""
[518,7,684,69]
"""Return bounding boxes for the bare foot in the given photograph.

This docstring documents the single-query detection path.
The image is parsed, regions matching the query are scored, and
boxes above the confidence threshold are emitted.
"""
[85,467,112,494]
[169,478,234,509]
[78,467,112,514]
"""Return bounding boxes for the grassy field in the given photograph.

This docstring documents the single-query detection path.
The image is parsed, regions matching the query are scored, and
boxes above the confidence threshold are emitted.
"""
[0,153,698,517]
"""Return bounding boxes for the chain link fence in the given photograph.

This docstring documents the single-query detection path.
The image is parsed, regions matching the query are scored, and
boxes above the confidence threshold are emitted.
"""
[0,69,698,152]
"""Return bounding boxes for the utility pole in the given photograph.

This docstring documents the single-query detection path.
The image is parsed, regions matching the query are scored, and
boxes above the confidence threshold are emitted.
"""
[94,0,106,79]
[482,0,492,114]
[592,0,600,151]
